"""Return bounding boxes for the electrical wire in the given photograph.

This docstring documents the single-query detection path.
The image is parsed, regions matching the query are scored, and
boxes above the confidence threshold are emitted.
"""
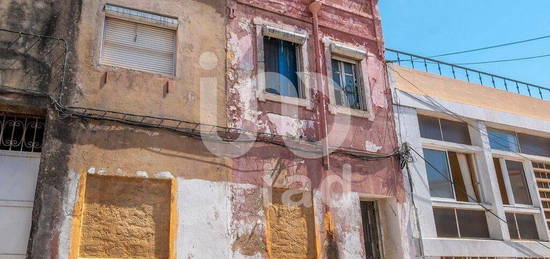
[430,34,550,58]
[456,53,550,65]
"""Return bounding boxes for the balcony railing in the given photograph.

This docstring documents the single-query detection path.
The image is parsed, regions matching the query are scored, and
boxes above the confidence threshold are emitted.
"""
[385,48,550,101]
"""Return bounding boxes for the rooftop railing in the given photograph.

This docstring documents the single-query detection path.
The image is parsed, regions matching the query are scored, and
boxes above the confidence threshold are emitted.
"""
[385,48,550,101]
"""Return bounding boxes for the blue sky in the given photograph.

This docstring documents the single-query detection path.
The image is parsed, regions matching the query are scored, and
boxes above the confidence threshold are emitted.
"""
[379,0,550,87]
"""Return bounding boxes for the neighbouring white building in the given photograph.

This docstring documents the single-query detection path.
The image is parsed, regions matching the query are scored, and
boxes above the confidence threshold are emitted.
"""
[388,49,550,258]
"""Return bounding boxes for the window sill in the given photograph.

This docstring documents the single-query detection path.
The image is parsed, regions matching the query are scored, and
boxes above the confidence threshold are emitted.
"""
[97,63,177,80]
[503,205,540,214]
[431,198,490,210]
[259,92,312,109]
[328,104,374,120]
[422,138,481,153]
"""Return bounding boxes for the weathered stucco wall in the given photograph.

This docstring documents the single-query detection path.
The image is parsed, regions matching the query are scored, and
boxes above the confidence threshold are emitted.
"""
[22,0,409,258]
[72,0,227,125]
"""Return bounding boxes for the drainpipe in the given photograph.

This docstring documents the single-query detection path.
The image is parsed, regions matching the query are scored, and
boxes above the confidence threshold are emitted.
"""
[309,0,330,170]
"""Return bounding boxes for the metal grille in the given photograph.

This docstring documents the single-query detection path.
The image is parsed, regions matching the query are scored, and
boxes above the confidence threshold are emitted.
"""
[0,112,45,153]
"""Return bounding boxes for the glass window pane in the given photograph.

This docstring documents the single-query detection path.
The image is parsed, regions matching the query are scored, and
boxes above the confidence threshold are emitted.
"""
[506,213,519,239]
[279,40,299,98]
[518,134,550,157]
[493,158,510,205]
[264,37,281,95]
[433,208,459,238]
[418,115,442,141]
[516,214,539,240]
[488,129,519,152]
[441,119,471,145]
[506,160,532,205]
[456,209,490,238]
[424,149,454,199]
[344,62,353,74]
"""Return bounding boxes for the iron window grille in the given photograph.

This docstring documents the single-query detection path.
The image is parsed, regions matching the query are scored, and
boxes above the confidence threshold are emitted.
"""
[0,112,45,153]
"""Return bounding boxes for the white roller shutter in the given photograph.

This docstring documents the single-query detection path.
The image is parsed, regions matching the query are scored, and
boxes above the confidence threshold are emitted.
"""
[101,17,176,75]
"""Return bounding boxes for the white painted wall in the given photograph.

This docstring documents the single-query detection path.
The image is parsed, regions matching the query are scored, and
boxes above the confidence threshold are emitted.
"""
[393,86,550,257]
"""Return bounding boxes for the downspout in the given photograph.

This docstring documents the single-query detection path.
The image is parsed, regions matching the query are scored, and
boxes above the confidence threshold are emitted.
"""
[309,0,330,170]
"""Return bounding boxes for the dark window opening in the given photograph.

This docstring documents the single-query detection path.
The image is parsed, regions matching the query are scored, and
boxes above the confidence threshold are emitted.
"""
[0,112,45,153]
[360,201,382,259]
[264,37,300,98]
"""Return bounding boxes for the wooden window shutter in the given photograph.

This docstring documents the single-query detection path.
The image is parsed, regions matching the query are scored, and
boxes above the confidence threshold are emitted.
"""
[102,17,176,75]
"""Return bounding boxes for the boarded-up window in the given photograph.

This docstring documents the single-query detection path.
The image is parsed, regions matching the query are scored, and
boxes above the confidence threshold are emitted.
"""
[266,188,316,259]
[101,16,176,75]
[78,175,171,258]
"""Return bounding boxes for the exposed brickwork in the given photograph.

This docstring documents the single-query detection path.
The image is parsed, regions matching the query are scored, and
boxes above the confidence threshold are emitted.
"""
[79,175,171,258]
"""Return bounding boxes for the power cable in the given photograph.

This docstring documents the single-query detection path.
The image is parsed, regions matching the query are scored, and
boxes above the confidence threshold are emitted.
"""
[430,34,550,58]
[456,53,550,65]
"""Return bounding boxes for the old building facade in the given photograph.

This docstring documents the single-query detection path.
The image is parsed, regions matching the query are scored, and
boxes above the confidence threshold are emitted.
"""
[0,0,412,258]
[389,50,550,258]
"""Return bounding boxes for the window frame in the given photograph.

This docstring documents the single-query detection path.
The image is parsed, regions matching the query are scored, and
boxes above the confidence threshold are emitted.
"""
[432,206,491,239]
[98,4,180,78]
[254,20,312,108]
[418,114,472,145]
[493,157,535,207]
[423,147,481,204]
[324,38,374,119]
[331,56,364,110]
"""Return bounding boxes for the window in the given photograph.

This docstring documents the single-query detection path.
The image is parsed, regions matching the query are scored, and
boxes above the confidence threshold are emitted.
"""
[332,58,363,110]
[506,213,539,240]
[488,129,519,153]
[424,149,479,202]
[360,201,382,259]
[433,208,490,238]
[418,115,471,145]
[324,40,372,117]
[493,158,532,205]
[0,112,45,153]
[518,134,550,157]
[488,128,550,157]
[263,37,300,98]
[101,6,177,75]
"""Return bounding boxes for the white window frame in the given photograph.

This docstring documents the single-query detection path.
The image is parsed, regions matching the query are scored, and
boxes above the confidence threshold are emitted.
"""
[253,18,312,109]
[324,38,374,119]
[423,145,482,205]
[97,4,180,77]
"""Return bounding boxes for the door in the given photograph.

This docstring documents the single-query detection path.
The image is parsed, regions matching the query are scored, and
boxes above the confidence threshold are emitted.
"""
[0,113,44,259]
